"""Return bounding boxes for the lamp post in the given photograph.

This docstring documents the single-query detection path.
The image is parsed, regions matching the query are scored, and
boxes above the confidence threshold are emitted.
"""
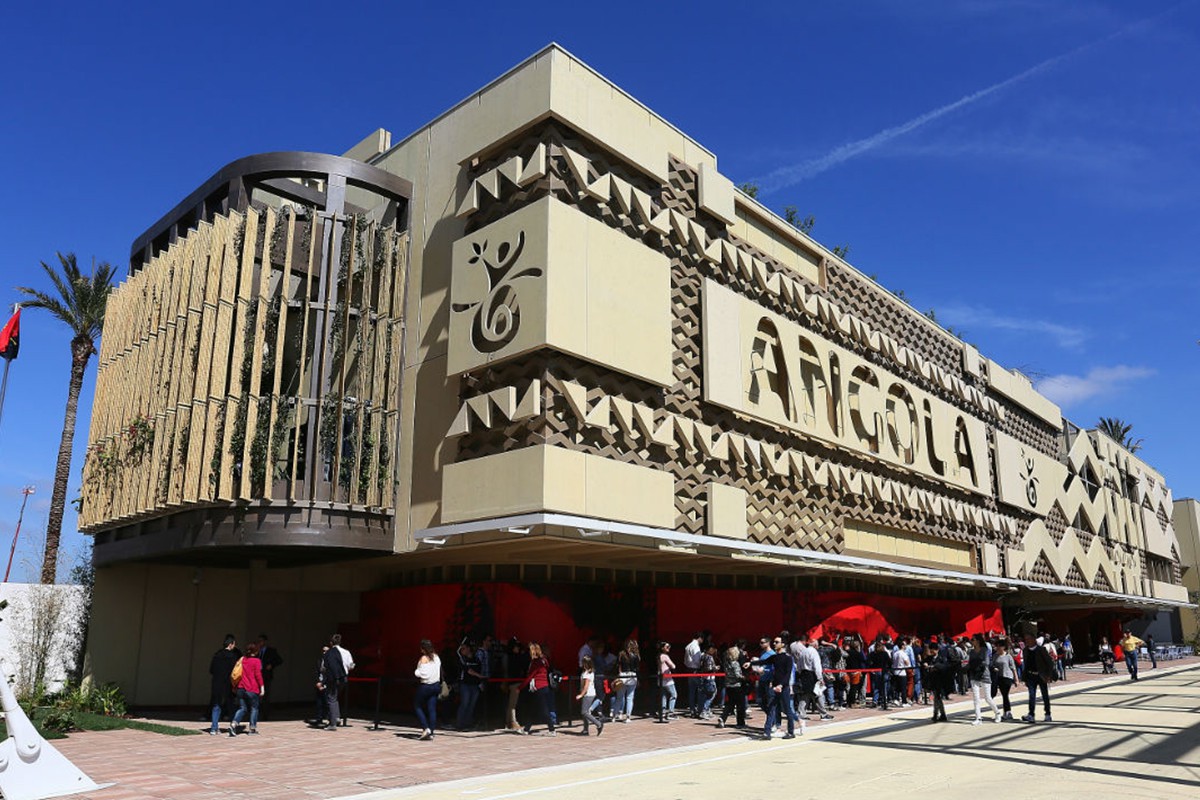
[4,486,36,583]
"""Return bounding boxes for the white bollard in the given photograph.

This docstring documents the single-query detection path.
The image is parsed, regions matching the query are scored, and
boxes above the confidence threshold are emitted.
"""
[0,669,101,800]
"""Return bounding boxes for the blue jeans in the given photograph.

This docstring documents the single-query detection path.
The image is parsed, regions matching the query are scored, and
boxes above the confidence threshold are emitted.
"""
[456,682,481,728]
[231,689,260,729]
[873,670,888,708]
[764,684,797,736]
[700,678,716,715]
[614,677,638,716]
[661,680,677,715]
[1125,650,1139,680]
[210,701,225,733]
[414,682,439,733]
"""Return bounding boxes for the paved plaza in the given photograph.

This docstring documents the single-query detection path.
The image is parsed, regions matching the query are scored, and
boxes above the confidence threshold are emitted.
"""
[46,659,1200,800]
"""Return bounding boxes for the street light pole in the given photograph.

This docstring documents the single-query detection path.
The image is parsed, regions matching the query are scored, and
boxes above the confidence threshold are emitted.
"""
[4,486,36,583]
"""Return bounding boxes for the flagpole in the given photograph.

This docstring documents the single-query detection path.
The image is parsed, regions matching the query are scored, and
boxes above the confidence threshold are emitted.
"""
[0,357,10,434]
[4,486,35,583]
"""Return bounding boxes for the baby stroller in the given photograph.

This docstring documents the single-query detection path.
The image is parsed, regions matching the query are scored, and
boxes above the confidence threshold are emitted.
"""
[1099,650,1116,674]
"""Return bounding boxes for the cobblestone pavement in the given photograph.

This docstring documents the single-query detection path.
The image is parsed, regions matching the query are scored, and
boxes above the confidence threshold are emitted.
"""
[48,659,1197,800]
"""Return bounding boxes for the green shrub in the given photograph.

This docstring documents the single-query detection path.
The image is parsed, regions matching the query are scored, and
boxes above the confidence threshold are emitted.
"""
[37,706,76,733]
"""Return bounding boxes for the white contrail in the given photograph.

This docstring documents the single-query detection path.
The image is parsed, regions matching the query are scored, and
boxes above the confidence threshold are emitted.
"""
[754,3,1188,192]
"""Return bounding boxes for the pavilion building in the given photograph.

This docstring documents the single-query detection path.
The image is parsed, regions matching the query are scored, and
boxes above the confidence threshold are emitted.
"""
[80,45,1190,706]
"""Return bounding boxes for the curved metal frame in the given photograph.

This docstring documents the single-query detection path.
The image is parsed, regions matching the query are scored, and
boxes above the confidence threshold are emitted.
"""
[130,151,413,271]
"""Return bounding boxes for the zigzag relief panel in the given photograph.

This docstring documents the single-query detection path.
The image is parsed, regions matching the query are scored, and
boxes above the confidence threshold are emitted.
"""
[457,128,1005,424]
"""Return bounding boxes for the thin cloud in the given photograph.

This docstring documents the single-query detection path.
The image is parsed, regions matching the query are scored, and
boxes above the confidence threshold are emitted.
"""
[1036,365,1154,407]
[937,304,1087,349]
[753,2,1188,192]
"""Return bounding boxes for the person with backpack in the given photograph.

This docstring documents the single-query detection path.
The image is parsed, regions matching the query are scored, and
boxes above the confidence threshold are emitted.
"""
[519,641,557,736]
[1021,632,1055,723]
[207,634,240,735]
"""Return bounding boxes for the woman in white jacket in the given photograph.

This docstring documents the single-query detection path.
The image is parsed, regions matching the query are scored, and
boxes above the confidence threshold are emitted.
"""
[413,639,442,740]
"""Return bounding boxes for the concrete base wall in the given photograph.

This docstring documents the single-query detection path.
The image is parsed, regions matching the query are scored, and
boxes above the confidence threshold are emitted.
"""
[86,561,379,706]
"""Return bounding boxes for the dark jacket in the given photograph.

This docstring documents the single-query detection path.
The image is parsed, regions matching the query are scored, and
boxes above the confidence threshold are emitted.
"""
[320,647,347,688]
[967,648,990,682]
[209,646,241,705]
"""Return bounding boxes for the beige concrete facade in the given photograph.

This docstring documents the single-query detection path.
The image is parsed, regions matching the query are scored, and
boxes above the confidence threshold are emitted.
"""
[81,44,1192,704]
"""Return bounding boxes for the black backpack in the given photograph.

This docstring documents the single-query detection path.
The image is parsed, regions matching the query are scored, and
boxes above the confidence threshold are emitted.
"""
[548,669,563,689]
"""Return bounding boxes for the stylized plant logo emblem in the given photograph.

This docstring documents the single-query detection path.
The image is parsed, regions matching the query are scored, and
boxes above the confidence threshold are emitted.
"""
[452,232,543,353]
[1020,450,1039,507]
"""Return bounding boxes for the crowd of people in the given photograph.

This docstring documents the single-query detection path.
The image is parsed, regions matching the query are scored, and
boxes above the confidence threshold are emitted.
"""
[405,626,1088,739]
[204,623,1156,740]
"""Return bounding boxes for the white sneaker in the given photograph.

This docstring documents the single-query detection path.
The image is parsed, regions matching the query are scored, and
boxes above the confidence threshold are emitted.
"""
[972,719,982,726]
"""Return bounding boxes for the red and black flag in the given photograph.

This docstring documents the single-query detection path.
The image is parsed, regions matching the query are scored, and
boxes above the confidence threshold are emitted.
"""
[0,307,20,361]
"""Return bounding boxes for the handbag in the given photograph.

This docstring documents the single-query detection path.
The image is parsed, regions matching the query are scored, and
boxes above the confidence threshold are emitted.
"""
[439,679,452,700]
[611,678,626,690]
[229,657,244,689]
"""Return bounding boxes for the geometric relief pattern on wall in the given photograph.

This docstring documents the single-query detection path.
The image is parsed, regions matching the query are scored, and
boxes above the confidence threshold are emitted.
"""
[546,376,1018,540]
[458,136,1005,422]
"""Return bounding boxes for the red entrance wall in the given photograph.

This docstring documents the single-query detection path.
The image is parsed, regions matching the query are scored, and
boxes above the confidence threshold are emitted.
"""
[341,583,1003,685]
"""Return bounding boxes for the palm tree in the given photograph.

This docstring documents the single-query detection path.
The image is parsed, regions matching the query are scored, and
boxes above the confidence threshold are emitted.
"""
[17,253,116,584]
[1096,416,1144,454]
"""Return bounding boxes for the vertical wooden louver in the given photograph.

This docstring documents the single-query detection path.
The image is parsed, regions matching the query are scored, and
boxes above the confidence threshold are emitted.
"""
[80,206,409,531]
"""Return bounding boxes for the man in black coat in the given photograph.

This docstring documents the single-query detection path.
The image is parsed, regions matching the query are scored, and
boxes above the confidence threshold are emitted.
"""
[316,636,348,731]
[208,635,240,735]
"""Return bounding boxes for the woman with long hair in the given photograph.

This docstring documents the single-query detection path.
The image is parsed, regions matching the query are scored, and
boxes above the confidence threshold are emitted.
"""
[413,639,442,740]
[229,641,264,736]
[991,639,1017,721]
[614,638,640,722]
[658,641,677,721]
[967,633,1000,724]
[519,642,557,735]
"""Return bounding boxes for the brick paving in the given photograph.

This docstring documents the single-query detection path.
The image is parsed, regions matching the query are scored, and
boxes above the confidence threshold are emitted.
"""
[45,658,1196,800]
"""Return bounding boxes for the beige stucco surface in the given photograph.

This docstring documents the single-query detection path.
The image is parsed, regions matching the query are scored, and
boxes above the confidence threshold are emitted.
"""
[442,445,675,528]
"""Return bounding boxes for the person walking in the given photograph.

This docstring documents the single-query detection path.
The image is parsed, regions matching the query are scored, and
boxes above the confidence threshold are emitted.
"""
[1120,629,1145,681]
[796,634,834,720]
[576,656,604,735]
[520,642,557,736]
[716,643,748,729]
[758,636,799,740]
[1099,636,1116,673]
[614,639,640,722]
[929,641,951,722]
[316,635,348,732]
[1146,634,1158,670]
[992,639,1017,721]
[207,634,240,735]
[658,641,677,721]
[1021,633,1054,723]
[968,634,1000,724]
[230,641,264,736]
[413,639,442,740]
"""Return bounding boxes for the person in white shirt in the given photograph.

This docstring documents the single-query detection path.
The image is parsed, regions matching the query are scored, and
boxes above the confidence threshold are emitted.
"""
[331,634,355,674]
[413,639,442,741]
[890,642,912,707]
[576,656,604,735]
[684,631,705,718]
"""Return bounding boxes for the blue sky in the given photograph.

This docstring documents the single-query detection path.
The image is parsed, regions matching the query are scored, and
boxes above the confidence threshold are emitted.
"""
[2,1,1197,580]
